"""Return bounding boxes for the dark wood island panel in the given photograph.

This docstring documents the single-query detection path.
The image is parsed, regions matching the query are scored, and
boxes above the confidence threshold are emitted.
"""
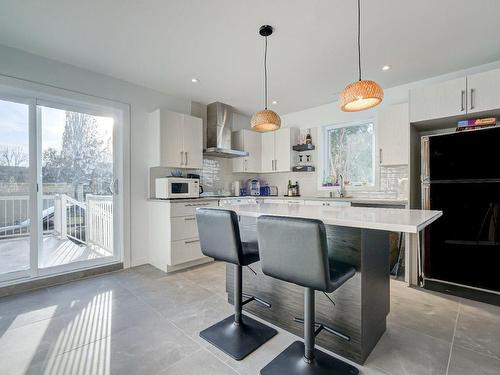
[225,222,390,364]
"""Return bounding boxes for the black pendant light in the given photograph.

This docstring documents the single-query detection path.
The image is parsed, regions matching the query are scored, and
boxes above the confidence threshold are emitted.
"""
[339,0,384,112]
[251,25,281,132]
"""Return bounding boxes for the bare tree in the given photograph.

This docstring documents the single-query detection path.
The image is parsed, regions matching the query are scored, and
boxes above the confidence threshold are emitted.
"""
[0,145,28,167]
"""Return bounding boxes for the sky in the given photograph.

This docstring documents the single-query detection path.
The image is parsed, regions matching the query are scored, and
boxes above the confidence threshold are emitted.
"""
[0,99,113,167]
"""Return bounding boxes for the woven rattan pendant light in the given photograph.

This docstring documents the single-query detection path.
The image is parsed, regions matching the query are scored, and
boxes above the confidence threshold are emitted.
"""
[340,0,383,112]
[251,25,281,132]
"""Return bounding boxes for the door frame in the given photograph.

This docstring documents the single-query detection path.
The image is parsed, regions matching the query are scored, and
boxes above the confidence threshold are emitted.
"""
[0,76,130,286]
[0,92,34,284]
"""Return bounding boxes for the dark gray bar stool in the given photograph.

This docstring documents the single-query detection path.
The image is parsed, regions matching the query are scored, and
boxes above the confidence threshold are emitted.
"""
[257,215,359,375]
[196,208,277,360]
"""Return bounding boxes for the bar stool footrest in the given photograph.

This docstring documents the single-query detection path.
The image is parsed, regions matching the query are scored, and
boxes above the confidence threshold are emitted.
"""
[200,314,277,361]
[242,292,272,308]
[260,341,358,375]
[294,317,350,341]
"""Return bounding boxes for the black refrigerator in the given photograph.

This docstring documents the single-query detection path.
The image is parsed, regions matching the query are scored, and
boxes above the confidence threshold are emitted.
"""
[421,127,500,294]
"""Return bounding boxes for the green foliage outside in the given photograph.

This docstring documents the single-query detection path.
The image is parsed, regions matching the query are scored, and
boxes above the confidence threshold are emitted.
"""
[323,123,374,186]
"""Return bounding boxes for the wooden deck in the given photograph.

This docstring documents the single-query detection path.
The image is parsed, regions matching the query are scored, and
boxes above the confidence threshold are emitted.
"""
[0,235,112,275]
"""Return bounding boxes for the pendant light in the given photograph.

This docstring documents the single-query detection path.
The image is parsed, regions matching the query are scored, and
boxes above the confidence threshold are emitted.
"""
[340,0,383,112]
[251,25,281,132]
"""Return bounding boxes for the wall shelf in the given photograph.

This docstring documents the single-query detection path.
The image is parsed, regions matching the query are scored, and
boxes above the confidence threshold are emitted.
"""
[292,144,315,152]
[292,165,315,172]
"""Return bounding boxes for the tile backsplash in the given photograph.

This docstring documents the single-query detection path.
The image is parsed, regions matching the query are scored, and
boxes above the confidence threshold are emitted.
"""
[150,159,408,200]
[149,157,250,198]
[257,165,408,199]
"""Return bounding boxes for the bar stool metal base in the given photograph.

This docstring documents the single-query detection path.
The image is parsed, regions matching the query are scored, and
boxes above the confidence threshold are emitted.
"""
[200,314,278,360]
[260,341,359,375]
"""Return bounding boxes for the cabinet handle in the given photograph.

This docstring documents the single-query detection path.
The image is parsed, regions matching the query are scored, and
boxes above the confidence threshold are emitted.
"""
[379,148,383,164]
[461,90,465,111]
[274,159,278,171]
[185,152,188,166]
[185,239,200,244]
[184,217,196,221]
[185,202,210,207]
[470,88,475,110]
[180,151,184,166]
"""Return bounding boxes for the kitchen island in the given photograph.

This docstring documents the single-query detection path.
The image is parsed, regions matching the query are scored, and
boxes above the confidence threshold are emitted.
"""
[217,203,442,364]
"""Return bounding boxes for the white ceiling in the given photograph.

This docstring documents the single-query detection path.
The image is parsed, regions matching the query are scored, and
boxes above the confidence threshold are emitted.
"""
[0,0,499,115]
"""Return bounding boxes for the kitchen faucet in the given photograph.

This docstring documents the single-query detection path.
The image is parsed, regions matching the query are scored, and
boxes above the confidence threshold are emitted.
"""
[338,174,346,198]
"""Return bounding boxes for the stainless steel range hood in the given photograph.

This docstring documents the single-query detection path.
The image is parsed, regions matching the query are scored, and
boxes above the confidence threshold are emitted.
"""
[204,102,249,158]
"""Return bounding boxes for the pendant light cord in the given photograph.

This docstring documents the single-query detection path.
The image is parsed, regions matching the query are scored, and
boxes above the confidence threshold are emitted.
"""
[264,35,268,109]
[357,0,362,81]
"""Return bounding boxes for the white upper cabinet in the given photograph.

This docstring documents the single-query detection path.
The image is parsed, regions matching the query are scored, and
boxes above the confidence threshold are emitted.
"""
[376,102,410,165]
[231,127,298,173]
[182,114,203,169]
[409,77,467,122]
[260,132,275,173]
[150,109,203,169]
[274,128,296,172]
[410,68,500,122]
[467,68,500,114]
[232,129,261,173]
[260,127,298,173]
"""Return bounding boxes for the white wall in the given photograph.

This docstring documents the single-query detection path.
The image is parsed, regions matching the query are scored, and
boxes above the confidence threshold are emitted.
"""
[281,60,500,129]
[0,44,191,267]
[249,60,500,198]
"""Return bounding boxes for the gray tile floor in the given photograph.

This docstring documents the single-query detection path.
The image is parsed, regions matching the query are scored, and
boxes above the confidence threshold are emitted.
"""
[1,262,499,375]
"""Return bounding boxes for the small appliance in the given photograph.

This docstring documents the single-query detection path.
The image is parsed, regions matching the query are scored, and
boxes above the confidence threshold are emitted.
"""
[269,186,278,196]
[231,181,241,196]
[260,186,270,196]
[247,178,260,196]
[155,177,200,199]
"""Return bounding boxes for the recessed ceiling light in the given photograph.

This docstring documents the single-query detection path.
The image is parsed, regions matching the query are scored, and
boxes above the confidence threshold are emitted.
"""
[191,78,199,83]
[382,65,391,71]
[272,100,278,105]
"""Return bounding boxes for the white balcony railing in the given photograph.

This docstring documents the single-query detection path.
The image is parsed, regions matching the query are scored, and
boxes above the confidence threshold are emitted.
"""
[0,194,113,253]
[0,195,55,238]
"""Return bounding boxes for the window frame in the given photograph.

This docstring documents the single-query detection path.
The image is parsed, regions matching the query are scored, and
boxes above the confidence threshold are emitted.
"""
[318,120,379,192]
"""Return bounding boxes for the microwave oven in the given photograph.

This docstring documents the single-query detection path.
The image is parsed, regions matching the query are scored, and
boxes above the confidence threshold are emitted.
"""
[155,177,200,199]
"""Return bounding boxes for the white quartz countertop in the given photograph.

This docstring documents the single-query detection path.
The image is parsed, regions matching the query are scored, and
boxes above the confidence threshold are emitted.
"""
[217,203,442,233]
[258,196,408,206]
[148,195,408,205]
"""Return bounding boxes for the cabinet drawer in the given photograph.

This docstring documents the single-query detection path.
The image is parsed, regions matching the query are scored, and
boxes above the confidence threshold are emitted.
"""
[220,197,257,205]
[171,216,199,241]
[170,200,218,217]
[305,200,351,207]
[169,238,204,265]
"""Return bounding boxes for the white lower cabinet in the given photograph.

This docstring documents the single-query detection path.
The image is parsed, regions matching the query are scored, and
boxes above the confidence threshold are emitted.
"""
[148,199,218,272]
[261,198,304,205]
[304,200,351,207]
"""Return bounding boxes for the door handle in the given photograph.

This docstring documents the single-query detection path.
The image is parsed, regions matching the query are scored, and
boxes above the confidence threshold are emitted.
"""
[108,179,119,195]
[470,88,475,110]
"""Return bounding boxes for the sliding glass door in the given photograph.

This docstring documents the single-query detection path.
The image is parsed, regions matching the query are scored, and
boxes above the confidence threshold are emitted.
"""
[0,97,32,282]
[38,103,117,273]
[0,88,123,285]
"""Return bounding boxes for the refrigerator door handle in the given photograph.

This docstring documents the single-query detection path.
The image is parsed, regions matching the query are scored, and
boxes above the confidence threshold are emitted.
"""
[422,184,430,210]
[421,136,430,183]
